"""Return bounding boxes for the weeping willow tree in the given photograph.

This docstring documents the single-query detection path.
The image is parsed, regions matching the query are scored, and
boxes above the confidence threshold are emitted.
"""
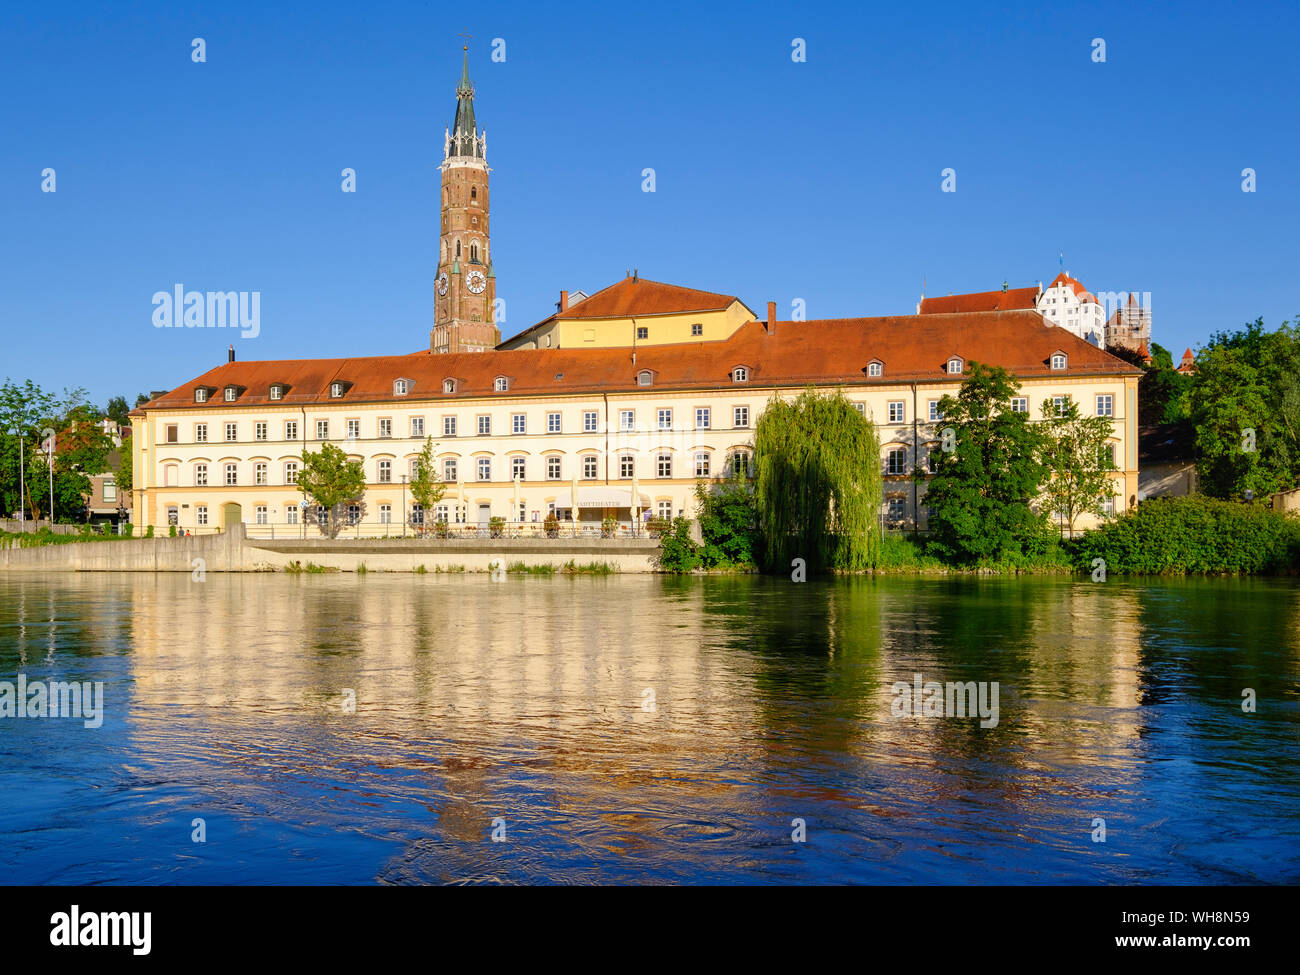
[753,388,883,573]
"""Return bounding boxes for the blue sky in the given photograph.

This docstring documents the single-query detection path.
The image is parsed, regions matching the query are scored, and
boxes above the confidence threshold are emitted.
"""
[3,0,1297,407]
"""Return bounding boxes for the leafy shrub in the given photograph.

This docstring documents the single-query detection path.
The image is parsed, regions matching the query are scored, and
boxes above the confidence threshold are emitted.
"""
[655,517,700,573]
[1069,496,1300,574]
[694,473,757,568]
[145,525,154,538]
[543,513,559,538]
[489,516,506,538]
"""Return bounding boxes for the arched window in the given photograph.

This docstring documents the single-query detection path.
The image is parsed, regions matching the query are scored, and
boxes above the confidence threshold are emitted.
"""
[868,361,883,377]
[494,376,509,392]
[443,379,456,394]
[1051,353,1068,370]
[732,366,748,383]
[637,370,653,387]
[455,240,461,258]
[470,241,479,263]
[471,186,477,200]
[947,358,963,375]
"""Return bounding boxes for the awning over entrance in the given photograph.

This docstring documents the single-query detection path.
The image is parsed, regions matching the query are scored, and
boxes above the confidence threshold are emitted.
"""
[551,489,652,509]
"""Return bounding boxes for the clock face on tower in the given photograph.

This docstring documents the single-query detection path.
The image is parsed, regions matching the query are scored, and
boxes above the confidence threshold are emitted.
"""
[466,270,487,295]
[437,272,449,296]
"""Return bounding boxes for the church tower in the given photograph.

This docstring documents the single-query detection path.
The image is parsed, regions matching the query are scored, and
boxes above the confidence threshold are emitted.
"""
[430,46,499,354]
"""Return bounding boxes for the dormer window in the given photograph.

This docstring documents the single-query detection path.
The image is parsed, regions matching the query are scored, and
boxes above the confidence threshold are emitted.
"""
[223,386,238,402]
[443,379,456,394]
[494,376,509,392]
[394,379,410,396]
[637,370,653,387]
[867,360,884,377]
[1050,353,1068,370]
[947,358,964,375]
[732,366,749,383]
[269,385,283,401]
[330,382,345,398]
[195,388,208,403]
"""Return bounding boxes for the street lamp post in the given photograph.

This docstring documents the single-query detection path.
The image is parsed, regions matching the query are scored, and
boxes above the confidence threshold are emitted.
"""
[401,475,408,539]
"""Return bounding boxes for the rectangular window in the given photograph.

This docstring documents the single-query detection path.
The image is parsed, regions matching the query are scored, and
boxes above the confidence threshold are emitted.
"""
[284,461,298,485]
[619,410,635,432]
[695,452,710,477]
[347,419,360,440]
[255,421,267,442]
[166,424,178,444]
[888,401,904,423]
[853,403,865,416]
[443,416,457,437]
[637,326,648,340]
[378,460,392,483]
[512,456,526,480]
[657,454,672,478]
[731,452,750,477]
[224,463,238,486]
[583,455,598,479]
[1010,397,1028,414]
[167,505,179,526]
[1052,395,1069,417]
[886,448,907,475]
[1099,444,1116,469]
[287,506,298,525]
[695,407,710,429]
[620,455,635,478]
[378,417,392,438]
[887,498,906,521]
[225,422,237,442]
[195,463,208,486]
[1096,394,1114,417]
[1101,495,1115,516]
[255,462,267,485]
[691,323,703,336]
[285,420,298,440]
[477,457,491,481]
[443,458,457,482]
[195,423,207,443]
[315,419,329,440]
[379,504,392,524]
[657,408,672,430]
[196,505,208,526]
[255,505,267,525]
[657,500,672,520]
[928,400,942,422]
[512,413,526,434]
[734,406,749,428]
[547,412,561,434]
[583,411,598,432]
[547,456,561,480]
[477,415,491,435]
[346,504,360,526]
[410,417,424,437]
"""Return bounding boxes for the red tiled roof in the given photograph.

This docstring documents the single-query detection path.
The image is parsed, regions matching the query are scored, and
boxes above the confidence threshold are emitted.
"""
[918,287,1039,314]
[554,276,739,320]
[1047,271,1098,303]
[133,310,1139,414]
[504,276,751,346]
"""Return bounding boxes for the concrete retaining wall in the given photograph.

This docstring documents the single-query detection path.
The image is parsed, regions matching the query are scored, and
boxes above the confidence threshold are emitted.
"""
[0,524,660,573]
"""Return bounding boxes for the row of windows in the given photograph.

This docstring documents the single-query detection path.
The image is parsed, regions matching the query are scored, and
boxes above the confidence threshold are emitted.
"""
[164,406,756,445]
[165,451,756,488]
[881,441,1119,476]
[165,393,1117,449]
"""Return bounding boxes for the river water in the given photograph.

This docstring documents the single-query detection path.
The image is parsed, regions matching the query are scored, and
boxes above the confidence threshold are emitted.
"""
[0,572,1296,884]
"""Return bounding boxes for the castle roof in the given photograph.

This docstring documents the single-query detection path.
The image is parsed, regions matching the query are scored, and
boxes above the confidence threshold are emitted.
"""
[918,287,1039,314]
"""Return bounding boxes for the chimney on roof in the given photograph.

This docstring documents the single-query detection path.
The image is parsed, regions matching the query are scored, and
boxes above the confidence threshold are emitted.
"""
[559,290,569,312]
[632,268,638,283]
[228,344,235,363]
[766,301,776,335]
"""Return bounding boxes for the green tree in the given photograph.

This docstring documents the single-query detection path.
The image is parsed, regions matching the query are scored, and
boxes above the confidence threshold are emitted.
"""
[654,516,700,573]
[105,396,131,426]
[694,467,757,568]
[753,387,881,573]
[409,436,446,533]
[1039,396,1117,538]
[924,362,1052,564]
[1188,319,1300,498]
[297,443,366,537]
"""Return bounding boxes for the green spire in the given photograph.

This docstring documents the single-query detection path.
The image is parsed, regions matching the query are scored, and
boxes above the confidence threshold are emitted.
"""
[449,45,483,159]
